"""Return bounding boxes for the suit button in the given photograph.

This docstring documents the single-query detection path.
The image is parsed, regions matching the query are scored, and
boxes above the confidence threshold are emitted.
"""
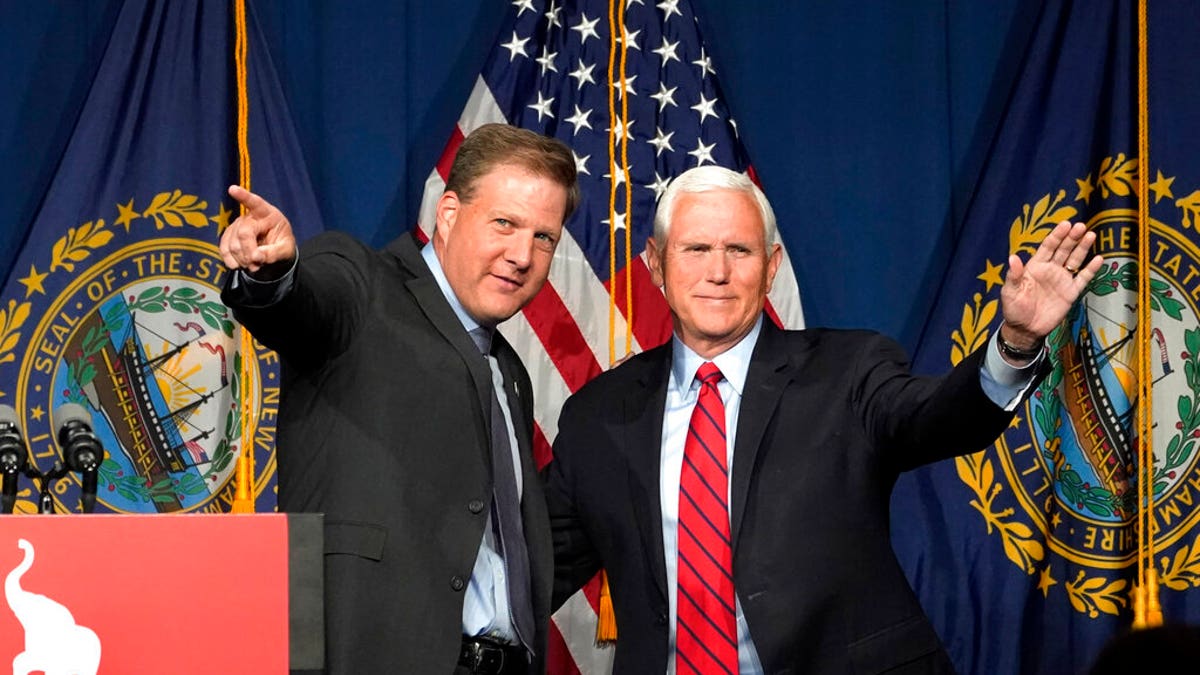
[468,499,485,514]
[450,575,467,592]
[655,612,668,625]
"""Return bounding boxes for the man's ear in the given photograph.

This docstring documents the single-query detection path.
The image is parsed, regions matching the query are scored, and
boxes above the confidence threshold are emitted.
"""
[646,237,665,287]
[434,191,460,249]
[764,242,783,294]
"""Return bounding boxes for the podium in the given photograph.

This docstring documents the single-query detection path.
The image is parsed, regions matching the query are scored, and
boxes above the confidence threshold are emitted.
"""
[0,513,323,675]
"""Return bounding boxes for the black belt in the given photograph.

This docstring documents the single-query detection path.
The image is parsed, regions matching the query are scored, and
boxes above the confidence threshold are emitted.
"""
[458,635,527,675]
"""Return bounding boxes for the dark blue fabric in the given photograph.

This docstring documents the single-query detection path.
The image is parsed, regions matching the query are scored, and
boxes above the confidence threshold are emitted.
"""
[899,1,1200,673]
[0,0,320,514]
[0,0,1020,350]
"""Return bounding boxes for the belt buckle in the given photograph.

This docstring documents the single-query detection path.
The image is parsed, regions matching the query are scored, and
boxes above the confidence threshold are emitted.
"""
[462,636,507,675]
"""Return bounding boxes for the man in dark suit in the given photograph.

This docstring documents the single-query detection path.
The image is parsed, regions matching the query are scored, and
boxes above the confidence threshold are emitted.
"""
[219,123,578,674]
[546,165,1102,674]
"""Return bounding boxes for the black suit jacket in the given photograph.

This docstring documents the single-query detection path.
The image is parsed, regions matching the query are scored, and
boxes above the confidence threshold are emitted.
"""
[222,232,552,674]
[547,320,1027,675]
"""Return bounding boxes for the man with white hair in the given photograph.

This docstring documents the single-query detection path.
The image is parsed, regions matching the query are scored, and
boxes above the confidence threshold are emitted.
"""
[546,165,1102,674]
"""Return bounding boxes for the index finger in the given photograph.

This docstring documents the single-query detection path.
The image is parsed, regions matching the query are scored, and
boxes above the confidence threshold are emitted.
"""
[227,185,275,219]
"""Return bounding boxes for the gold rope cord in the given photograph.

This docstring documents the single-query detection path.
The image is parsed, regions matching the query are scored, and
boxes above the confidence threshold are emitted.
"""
[594,0,635,644]
[232,0,256,514]
[1132,0,1161,628]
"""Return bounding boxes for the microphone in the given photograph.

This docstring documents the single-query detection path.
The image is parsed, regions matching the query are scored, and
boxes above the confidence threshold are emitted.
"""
[54,403,103,513]
[0,404,27,514]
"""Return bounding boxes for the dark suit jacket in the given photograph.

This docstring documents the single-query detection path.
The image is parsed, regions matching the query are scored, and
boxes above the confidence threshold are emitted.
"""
[222,231,552,674]
[547,320,1028,675]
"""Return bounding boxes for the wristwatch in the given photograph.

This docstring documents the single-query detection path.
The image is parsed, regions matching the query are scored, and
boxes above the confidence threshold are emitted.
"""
[996,330,1043,361]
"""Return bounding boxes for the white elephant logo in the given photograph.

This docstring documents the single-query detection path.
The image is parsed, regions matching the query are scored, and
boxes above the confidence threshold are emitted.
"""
[5,538,101,675]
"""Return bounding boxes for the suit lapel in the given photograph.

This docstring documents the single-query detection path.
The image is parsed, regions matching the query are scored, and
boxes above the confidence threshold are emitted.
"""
[730,320,800,552]
[393,237,495,474]
[626,346,673,604]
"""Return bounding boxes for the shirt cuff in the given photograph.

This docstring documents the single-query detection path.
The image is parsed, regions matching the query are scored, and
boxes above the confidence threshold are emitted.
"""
[980,330,1043,411]
[228,250,298,307]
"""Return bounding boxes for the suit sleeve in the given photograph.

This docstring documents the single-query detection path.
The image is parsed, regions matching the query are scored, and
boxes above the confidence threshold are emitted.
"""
[221,231,371,372]
[852,332,1036,470]
[543,393,604,611]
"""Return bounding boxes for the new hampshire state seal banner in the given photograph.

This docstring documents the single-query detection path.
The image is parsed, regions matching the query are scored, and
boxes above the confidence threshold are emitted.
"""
[892,2,1200,673]
[0,0,321,515]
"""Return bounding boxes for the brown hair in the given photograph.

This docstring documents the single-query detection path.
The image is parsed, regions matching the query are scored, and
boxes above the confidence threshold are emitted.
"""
[444,123,580,221]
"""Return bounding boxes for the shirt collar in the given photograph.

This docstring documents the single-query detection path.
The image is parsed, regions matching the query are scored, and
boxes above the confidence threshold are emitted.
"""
[669,315,763,398]
[421,240,482,335]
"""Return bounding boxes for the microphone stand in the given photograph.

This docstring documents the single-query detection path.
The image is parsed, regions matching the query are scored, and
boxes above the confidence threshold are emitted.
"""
[23,461,70,514]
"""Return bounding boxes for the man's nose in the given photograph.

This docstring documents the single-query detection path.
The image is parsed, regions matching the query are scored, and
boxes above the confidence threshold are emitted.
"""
[506,231,534,269]
[705,250,731,282]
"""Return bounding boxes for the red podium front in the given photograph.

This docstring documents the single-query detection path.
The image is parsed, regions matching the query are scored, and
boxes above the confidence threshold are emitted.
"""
[0,513,322,675]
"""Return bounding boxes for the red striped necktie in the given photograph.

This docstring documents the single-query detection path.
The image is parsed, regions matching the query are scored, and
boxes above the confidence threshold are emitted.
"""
[676,361,738,675]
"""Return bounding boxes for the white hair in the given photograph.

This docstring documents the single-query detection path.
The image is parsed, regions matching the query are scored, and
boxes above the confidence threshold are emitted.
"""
[652,165,778,242]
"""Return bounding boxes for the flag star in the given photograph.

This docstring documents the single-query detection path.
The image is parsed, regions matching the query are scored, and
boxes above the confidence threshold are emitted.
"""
[209,201,233,233]
[688,138,716,165]
[527,91,556,122]
[573,151,591,175]
[647,128,674,156]
[657,0,683,20]
[536,47,559,75]
[977,259,1005,292]
[572,13,601,45]
[611,74,638,98]
[18,264,48,297]
[605,161,633,187]
[691,93,719,123]
[602,211,628,232]
[115,198,140,231]
[501,31,531,61]
[646,172,671,200]
[569,60,596,90]
[652,37,680,65]
[544,1,563,28]
[1075,173,1095,204]
[512,0,535,16]
[729,117,739,137]
[1150,170,1176,203]
[609,117,635,139]
[626,0,645,7]
[564,105,593,135]
[693,47,716,76]
[650,82,678,111]
[617,28,642,51]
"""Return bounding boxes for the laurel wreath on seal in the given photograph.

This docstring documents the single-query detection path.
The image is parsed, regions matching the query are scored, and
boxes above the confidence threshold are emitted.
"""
[953,155,1200,618]
[0,191,246,508]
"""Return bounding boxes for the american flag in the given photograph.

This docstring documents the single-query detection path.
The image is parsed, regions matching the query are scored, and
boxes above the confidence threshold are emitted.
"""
[416,0,804,672]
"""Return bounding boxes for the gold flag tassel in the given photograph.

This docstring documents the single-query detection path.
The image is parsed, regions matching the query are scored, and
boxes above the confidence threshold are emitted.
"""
[1131,0,1161,629]
[594,0,635,646]
[230,0,256,514]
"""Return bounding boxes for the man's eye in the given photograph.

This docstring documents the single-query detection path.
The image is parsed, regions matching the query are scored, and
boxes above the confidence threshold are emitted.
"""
[495,218,511,228]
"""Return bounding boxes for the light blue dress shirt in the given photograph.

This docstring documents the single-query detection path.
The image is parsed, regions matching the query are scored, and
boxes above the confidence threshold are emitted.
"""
[420,243,523,643]
[657,316,1040,675]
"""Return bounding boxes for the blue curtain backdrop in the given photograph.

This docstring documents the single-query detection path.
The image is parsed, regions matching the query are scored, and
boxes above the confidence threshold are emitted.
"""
[0,0,1027,353]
